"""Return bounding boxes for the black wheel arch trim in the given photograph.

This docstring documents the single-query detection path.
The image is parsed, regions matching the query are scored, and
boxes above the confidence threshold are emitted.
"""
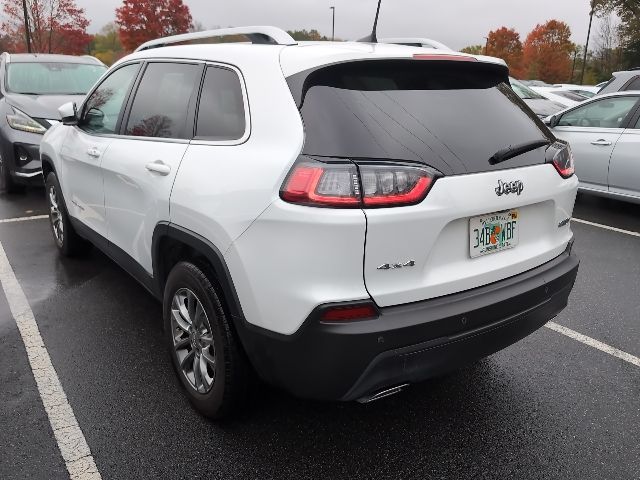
[41,154,56,176]
[152,222,245,321]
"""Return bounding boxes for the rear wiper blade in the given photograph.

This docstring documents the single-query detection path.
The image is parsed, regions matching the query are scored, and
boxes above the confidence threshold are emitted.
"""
[489,139,551,165]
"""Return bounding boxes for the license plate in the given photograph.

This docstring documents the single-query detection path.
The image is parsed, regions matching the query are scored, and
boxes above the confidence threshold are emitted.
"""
[469,209,519,258]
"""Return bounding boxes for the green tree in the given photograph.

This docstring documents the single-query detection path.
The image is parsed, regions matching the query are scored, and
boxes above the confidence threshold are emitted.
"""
[593,0,640,69]
[287,29,328,41]
[90,23,123,65]
[460,45,483,55]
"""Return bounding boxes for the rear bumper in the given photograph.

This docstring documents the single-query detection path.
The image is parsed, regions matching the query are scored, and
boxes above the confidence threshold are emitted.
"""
[237,243,579,401]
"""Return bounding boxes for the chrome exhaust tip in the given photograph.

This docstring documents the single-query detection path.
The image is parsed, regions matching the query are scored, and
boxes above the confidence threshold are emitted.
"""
[356,384,409,404]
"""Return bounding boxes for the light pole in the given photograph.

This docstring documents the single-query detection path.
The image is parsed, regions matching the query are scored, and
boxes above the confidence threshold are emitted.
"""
[22,0,31,53]
[330,6,335,41]
[580,1,595,85]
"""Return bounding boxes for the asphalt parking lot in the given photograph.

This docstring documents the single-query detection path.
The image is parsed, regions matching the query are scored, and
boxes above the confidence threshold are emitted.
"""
[0,188,638,480]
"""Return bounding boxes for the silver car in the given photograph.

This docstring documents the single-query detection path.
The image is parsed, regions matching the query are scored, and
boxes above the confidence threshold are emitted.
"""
[545,91,640,203]
[597,69,640,96]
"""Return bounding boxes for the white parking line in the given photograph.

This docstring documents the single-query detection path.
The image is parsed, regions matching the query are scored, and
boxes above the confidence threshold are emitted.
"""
[0,214,48,224]
[572,218,640,238]
[546,321,640,368]
[0,241,101,480]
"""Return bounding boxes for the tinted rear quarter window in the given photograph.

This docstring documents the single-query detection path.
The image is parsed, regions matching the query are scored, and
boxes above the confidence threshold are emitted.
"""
[125,62,201,139]
[624,76,640,91]
[195,66,246,140]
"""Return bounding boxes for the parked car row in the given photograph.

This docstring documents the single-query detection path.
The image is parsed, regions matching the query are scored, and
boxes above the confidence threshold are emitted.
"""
[0,53,106,192]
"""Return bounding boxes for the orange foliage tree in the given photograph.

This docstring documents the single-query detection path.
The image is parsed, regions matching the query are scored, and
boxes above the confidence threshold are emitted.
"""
[523,20,574,83]
[486,27,525,78]
[1,0,91,54]
[116,0,193,51]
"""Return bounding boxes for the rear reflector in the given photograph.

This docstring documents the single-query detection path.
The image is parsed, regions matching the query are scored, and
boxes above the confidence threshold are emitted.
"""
[321,303,378,322]
[280,158,439,208]
[413,54,477,62]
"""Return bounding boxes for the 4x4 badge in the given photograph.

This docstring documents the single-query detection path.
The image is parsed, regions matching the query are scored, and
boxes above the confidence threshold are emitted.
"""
[377,260,415,270]
[495,179,524,196]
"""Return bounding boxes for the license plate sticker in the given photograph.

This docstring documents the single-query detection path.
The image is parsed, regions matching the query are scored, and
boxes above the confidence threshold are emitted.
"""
[469,209,519,258]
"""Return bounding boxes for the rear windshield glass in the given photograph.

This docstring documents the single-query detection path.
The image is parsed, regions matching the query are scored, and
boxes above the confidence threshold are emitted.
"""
[6,62,107,95]
[290,61,551,175]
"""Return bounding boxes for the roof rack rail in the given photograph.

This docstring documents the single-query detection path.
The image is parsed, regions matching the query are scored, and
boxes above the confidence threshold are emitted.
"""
[135,26,297,52]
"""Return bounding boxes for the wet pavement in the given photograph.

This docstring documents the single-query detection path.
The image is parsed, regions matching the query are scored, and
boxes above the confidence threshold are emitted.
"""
[0,188,638,479]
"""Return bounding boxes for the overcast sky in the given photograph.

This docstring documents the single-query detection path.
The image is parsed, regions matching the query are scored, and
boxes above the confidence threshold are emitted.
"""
[80,0,602,50]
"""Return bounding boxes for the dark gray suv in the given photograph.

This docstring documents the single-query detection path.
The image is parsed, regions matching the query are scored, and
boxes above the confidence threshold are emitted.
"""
[0,53,106,192]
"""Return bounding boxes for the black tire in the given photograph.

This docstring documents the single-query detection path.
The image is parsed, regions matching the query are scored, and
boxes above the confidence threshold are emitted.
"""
[45,172,90,256]
[0,154,24,194]
[163,261,250,419]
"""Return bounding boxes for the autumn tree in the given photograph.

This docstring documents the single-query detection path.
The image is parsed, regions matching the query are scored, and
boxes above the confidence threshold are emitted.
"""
[460,45,483,55]
[523,20,574,83]
[486,27,525,78]
[287,29,328,41]
[2,0,91,54]
[116,0,193,51]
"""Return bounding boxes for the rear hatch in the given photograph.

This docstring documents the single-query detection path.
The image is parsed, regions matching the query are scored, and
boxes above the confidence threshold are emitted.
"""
[288,59,576,307]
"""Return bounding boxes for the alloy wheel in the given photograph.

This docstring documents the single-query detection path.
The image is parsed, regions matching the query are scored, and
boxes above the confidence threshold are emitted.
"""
[48,185,64,246]
[171,288,216,394]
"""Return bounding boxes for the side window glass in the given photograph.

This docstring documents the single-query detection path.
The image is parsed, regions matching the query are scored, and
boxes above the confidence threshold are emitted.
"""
[558,97,639,128]
[634,114,640,129]
[623,76,640,92]
[125,63,200,139]
[82,63,139,134]
[195,66,246,140]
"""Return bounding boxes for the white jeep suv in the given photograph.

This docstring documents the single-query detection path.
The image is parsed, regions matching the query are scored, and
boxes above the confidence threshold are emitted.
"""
[40,27,580,418]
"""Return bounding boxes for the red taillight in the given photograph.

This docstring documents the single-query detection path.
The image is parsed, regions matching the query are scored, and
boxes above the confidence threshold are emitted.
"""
[280,162,360,207]
[281,159,439,209]
[321,303,378,322]
[547,142,575,178]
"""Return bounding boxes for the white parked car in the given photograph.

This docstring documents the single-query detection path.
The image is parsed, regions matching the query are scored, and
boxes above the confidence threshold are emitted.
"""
[531,87,588,108]
[546,91,640,203]
[552,84,600,98]
[597,69,640,96]
[40,27,579,418]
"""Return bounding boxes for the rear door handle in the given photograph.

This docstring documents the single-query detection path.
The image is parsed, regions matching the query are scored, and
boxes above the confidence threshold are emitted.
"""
[590,139,612,146]
[145,160,171,176]
[87,147,101,158]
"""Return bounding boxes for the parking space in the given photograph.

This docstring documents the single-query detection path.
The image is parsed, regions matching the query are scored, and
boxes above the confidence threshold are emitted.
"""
[0,189,639,480]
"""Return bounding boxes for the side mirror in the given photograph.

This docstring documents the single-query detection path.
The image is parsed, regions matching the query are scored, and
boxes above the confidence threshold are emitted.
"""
[58,102,78,126]
[544,114,559,128]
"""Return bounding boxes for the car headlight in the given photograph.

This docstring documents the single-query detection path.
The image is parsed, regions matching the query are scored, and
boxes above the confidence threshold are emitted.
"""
[6,108,47,134]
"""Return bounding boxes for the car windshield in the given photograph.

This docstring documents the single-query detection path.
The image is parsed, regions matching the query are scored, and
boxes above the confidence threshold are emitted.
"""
[6,62,107,95]
[509,78,546,100]
[571,89,595,98]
